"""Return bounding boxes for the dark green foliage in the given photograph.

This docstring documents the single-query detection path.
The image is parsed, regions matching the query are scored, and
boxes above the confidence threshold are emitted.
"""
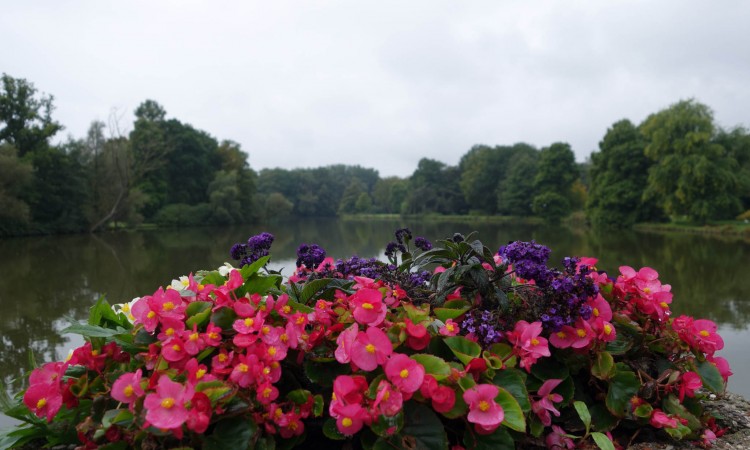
[534,142,578,195]
[402,158,467,215]
[0,144,33,234]
[532,191,570,225]
[641,100,742,223]
[586,119,661,228]
[496,150,539,216]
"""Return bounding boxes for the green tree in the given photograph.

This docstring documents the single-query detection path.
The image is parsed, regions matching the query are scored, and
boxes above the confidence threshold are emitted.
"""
[534,142,578,194]
[532,191,570,225]
[402,158,467,215]
[641,100,741,223]
[0,144,33,234]
[338,180,366,214]
[354,192,372,213]
[497,151,538,216]
[0,74,63,156]
[459,145,505,214]
[586,119,660,228]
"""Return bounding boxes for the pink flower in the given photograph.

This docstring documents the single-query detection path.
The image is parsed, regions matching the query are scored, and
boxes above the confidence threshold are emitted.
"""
[372,380,404,416]
[182,325,206,355]
[650,410,678,429]
[463,384,504,433]
[439,319,460,336]
[350,326,393,371]
[532,379,563,426]
[335,323,359,364]
[330,375,368,416]
[508,320,550,371]
[161,336,189,363]
[111,369,144,405]
[230,353,259,388]
[678,371,702,402]
[691,319,724,356]
[23,382,62,422]
[546,425,575,449]
[186,392,212,434]
[384,353,425,394]
[143,376,193,430]
[588,294,612,322]
[404,319,430,350]
[334,403,368,436]
[202,323,223,347]
[708,355,733,382]
[29,362,66,387]
[351,288,387,327]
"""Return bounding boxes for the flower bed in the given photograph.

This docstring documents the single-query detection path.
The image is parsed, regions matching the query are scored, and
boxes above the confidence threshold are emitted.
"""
[0,230,733,449]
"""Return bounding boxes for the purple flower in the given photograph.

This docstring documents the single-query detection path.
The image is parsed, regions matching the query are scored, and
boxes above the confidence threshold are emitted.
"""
[296,243,326,268]
[229,232,275,267]
[395,228,412,245]
[414,237,432,251]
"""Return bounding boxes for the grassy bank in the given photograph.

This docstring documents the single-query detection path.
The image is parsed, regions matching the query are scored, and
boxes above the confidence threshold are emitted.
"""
[633,221,750,239]
[340,213,545,226]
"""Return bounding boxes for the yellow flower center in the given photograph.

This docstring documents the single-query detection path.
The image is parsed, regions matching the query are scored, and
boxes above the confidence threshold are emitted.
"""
[576,329,587,338]
[530,338,540,346]
[122,304,131,313]
[362,303,374,310]
[400,369,409,378]
[593,308,600,317]
[165,327,175,336]
[296,316,305,325]
[478,400,490,412]
[172,344,181,352]
[603,324,613,335]
[163,302,175,311]
[123,385,134,397]
[196,369,206,379]
[280,333,289,342]
[244,317,254,327]
[282,305,291,314]
[268,347,277,356]
[365,344,376,354]
[218,354,228,362]
[160,397,175,409]
[289,420,299,430]
[209,332,219,339]
[659,302,669,309]
[238,363,249,373]
[261,326,270,335]
[556,331,566,339]
[181,279,190,287]
[147,311,156,319]
[263,367,271,375]
[263,388,273,398]
[190,332,199,341]
[342,417,353,428]
[36,398,47,409]
[198,284,205,291]
[643,288,651,294]
[446,323,455,331]
[700,330,710,337]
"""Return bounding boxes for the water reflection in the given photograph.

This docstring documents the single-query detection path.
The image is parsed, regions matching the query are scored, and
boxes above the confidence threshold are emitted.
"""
[1,219,748,428]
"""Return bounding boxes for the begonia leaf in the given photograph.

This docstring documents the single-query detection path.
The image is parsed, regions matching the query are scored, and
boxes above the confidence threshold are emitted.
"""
[495,387,526,432]
[694,359,725,394]
[443,336,482,365]
[463,425,515,450]
[492,368,530,412]
[203,417,257,450]
[592,351,615,380]
[591,432,616,450]
[605,364,639,417]
[411,354,451,380]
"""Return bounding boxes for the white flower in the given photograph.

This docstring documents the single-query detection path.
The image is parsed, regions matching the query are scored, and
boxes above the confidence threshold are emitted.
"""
[218,262,235,277]
[170,275,191,290]
[112,297,139,323]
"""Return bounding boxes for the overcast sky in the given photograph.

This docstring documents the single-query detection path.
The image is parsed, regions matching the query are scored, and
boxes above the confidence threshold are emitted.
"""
[3,1,749,177]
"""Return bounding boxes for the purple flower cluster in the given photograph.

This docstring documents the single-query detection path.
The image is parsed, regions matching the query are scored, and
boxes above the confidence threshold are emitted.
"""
[462,310,503,347]
[333,256,385,280]
[499,240,554,285]
[296,243,326,269]
[230,232,275,267]
[395,228,412,245]
[408,270,432,287]
[385,242,407,259]
[538,258,599,331]
[414,237,432,251]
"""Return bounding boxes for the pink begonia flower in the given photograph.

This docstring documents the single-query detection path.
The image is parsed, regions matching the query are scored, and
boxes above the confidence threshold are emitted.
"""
[708,355,733,382]
[182,324,206,355]
[334,403,368,436]
[230,353,259,388]
[202,322,223,347]
[568,319,595,349]
[277,411,305,439]
[532,379,563,426]
[650,410,678,429]
[678,371,702,402]
[156,317,186,341]
[23,382,63,422]
[691,319,724,356]
[588,294,612,322]
[351,288,387,327]
[131,297,160,332]
[404,319,430,350]
[546,425,575,449]
[111,369,144,405]
[161,336,188,362]
[184,358,214,385]
[463,384,504,433]
[350,326,393,371]
[256,382,280,405]
[384,353,425,394]
[186,392,212,434]
[143,375,193,430]
[152,287,186,320]
[373,380,404,417]
[29,362,66,387]
[330,375,368,417]
[439,319,460,336]
[702,429,718,446]
[592,319,617,342]
[430,384,456,413]
[508,320,550,371]
[549,326,577,349]
[335,323,359,364]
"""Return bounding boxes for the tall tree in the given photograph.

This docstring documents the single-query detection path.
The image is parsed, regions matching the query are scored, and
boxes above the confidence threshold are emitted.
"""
[641,100,741,223]
[0,144,33,234]
[586,119,660,228]
[497,151,538,216]
[0,74,63,156]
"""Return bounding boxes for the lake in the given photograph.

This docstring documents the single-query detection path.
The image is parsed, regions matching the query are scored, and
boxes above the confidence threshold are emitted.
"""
[1,218,749,429]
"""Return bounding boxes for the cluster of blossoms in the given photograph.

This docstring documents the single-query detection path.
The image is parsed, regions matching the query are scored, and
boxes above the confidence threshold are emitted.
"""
[8,233,734,450]
[230,232,275,267]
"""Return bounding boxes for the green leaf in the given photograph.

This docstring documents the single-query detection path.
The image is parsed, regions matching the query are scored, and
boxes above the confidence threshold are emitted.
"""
[530,357,569,381]
[592,351,615,380]
[202,417,257,450]
[60,323,130,338]
[492,369,530,412]
[303,359,351,388]
[186,301,212,317]
[605,363,640,417]
[591,432,616,450]
[443,336,482,365]
[381,402,448,450]
[241,273,281,296]
[298,278,335,304]
[313,394,324,417]
[240,255,270,278]
[574,401,591,434]
[287,299,314,314]
[199,270,226,287]
[403,303,431,323]
[694,359,725,394]
[495,387,525,433]
[662,393,701,431]
[590,403,619,432]
[463,425,515,450]
[287,389,312,405]
[410,354,451,381]
[186,307,212,329]
[210,307,237,330]
[433,304,470,322]
[102,409,133,429]
[322,418,346,440]
[634,404,653,419]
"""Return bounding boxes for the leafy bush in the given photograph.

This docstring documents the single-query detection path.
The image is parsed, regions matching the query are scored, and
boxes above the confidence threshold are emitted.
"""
[1,231,731,449]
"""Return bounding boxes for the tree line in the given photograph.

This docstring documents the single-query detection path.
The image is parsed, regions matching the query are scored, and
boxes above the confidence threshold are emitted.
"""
[2,73,749,237]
